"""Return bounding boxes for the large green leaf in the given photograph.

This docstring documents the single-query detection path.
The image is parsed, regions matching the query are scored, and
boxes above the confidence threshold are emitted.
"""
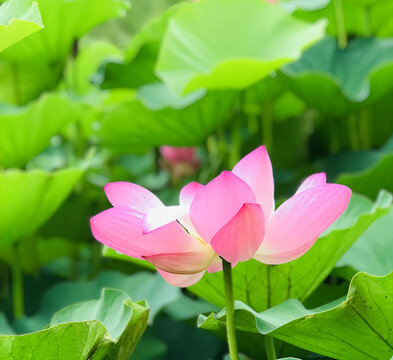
[0,168,83,245]
[0,93,78,168]
[99,90,235,151]
[338,206,393,276]
[190,190,392,311]
[282,37,393,115]
[0,289,149,359]
[0,0,43,52]
[0,0,129,104]
[156,0,326,95]
[199,272,393,360]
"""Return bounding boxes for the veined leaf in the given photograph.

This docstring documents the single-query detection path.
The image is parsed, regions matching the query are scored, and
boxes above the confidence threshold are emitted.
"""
[0,0,43,52]
[190,191,392,311]
[0,168,83,246]
[156,0,326,95]
[199,272,393,360]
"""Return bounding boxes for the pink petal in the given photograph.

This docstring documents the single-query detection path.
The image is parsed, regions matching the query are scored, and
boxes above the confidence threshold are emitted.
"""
[296,173,326,194]
[143,249,214,274]
[180,182,204,207]
[90,207,203,259]
[190,171,256,243]
[104,182,163,213]
[211,203,265,263]
[254,184,351,264]
[158,269,205,287]
[207,255,223,273]
[232,146,275,222]
[143,205,189,233]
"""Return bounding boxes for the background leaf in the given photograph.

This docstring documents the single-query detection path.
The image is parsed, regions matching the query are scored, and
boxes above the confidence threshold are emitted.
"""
[0,94,78,168]
[0,0,43,52]
[156,0,326,94]
[0,168,83,245]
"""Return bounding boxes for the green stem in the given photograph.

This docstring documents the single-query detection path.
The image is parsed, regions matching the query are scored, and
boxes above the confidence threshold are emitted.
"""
[334,0,347,49]
[363,7,372,37]
[262,101,273,155]
[11,244,24,319]
[348,114,360,151]
[359,108,371,149]
[264,335,277,360]
[222,259,239,360]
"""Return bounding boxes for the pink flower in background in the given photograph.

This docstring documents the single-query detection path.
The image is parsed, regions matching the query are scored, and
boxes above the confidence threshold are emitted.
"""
[160,146,198,165]
[159,146,200,181]
[90,146,351,287]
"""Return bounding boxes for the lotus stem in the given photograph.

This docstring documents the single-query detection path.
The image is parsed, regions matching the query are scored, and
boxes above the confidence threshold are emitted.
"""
[265,335,277,360]
[222,258,239,360]
[334,0,348,49]
[11,243,24,319]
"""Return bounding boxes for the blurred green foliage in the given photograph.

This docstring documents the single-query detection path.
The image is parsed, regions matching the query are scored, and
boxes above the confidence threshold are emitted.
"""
[1,0,393,359]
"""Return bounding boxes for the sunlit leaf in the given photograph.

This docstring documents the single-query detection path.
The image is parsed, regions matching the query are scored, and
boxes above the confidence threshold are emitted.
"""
[199,272,393,360]
[190,190,392,311]
[0,0,43,52]
[0,0,129,104]
[156,0,326,95]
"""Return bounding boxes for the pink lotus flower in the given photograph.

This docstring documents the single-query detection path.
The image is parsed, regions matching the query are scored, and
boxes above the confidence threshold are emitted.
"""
[90,146,351,287]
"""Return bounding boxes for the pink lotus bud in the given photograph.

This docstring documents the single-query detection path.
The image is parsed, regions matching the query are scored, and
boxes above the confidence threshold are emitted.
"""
[159,146,200,181]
